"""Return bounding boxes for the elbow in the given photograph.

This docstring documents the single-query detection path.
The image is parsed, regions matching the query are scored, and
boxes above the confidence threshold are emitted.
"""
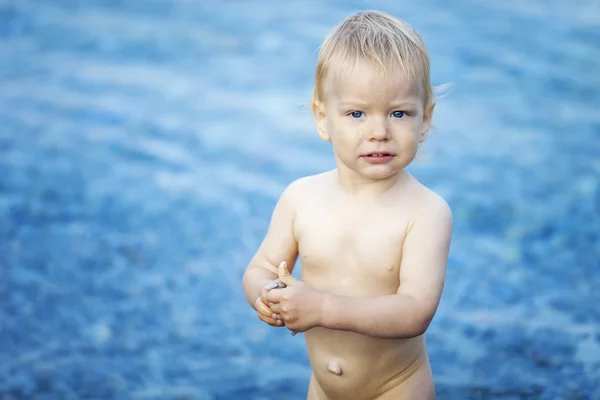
[241,270,250,290]
[411,321,429,337]
[394,297,436,339]
[411,312,434,337]
[384,314,431,340]
[386,320,428,340]
[241,267,253,288]
[395,305,434,339]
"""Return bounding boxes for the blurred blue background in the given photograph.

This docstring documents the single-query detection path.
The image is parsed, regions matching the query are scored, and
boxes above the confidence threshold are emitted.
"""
[0,0,599,399]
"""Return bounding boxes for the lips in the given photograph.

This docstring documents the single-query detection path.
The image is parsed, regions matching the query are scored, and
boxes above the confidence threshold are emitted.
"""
[361,152,395,164]
[365,153,392,157]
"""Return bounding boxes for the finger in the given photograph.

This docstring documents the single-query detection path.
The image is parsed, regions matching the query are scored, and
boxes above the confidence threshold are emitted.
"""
[257,311,284,327]
[261,281,285,304]
[256,297,283,320]
[254,297,273,316]
[269,303,282,314]
[257,312,281,326]
[265,288,284,304]
[278,261,297,286]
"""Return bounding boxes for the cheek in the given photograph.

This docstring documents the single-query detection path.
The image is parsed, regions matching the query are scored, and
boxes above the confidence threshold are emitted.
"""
[332,128,361,151]
[394,119,422,138]
[331,117,366,140]
[329,126,360,158]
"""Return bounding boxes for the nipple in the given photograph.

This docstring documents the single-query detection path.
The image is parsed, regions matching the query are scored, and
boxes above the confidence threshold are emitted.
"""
[327,360,343,376]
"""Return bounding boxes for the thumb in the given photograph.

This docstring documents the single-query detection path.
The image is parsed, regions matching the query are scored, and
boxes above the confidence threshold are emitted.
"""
[278,261,297,286]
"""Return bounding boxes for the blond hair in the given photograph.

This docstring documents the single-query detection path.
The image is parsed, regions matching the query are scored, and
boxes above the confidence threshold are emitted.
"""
[312,10,434,115]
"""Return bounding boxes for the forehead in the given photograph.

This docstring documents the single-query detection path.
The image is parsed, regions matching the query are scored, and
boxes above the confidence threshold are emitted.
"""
[325,59,422,104]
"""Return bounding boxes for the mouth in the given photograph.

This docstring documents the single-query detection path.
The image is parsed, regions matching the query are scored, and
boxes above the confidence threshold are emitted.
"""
[363,152,393,157]
[361,153,395,164]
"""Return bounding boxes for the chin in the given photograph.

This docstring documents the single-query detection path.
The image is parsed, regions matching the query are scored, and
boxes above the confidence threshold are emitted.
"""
[362,168,402,181]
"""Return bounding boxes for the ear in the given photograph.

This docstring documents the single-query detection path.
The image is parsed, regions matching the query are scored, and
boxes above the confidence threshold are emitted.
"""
[312,100,330,142]
[419,100,436,143]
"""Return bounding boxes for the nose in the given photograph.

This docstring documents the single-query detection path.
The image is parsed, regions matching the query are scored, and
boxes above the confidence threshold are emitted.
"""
[367,118,390,141]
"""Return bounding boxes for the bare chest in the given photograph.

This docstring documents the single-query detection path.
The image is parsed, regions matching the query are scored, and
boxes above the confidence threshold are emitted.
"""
[294,200,409,296]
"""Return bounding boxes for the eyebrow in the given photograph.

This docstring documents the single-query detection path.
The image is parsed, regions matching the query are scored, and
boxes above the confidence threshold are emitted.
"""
[338,100,419,108]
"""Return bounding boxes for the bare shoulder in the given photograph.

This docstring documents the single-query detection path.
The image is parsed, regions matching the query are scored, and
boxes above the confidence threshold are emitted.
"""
[407,175,453,227]
[281,170,334,204]
[248,172,332,275]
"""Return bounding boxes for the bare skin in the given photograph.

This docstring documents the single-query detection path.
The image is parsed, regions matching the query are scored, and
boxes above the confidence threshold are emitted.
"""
[242,59,452,400]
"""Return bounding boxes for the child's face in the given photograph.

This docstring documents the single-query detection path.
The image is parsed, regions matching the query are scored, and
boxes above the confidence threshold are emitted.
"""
[314,59,434,182]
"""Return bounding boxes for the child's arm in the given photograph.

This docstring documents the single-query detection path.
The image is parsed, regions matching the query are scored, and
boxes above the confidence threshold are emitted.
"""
[267,194,452,337]
[320,196,452,339]
[242,179,303,324]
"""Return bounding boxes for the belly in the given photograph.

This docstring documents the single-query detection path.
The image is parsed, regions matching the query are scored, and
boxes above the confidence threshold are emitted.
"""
[304,327,428,400]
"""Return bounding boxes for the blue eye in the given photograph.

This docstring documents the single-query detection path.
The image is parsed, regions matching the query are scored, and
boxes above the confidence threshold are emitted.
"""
[350,111,363,118]
[392,111,405,118]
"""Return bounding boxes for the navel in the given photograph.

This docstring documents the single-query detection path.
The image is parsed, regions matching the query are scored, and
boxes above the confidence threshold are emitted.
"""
[327,359,343,376]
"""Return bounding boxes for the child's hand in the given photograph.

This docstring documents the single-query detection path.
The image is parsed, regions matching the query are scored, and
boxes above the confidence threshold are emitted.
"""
[266,261,325,334]
[254,281,286,328]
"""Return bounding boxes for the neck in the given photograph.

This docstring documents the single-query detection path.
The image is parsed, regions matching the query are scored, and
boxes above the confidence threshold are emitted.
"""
[334,165,408,198]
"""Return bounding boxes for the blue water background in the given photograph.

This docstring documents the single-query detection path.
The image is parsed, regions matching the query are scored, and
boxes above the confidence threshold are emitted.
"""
[0,0,599,398]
